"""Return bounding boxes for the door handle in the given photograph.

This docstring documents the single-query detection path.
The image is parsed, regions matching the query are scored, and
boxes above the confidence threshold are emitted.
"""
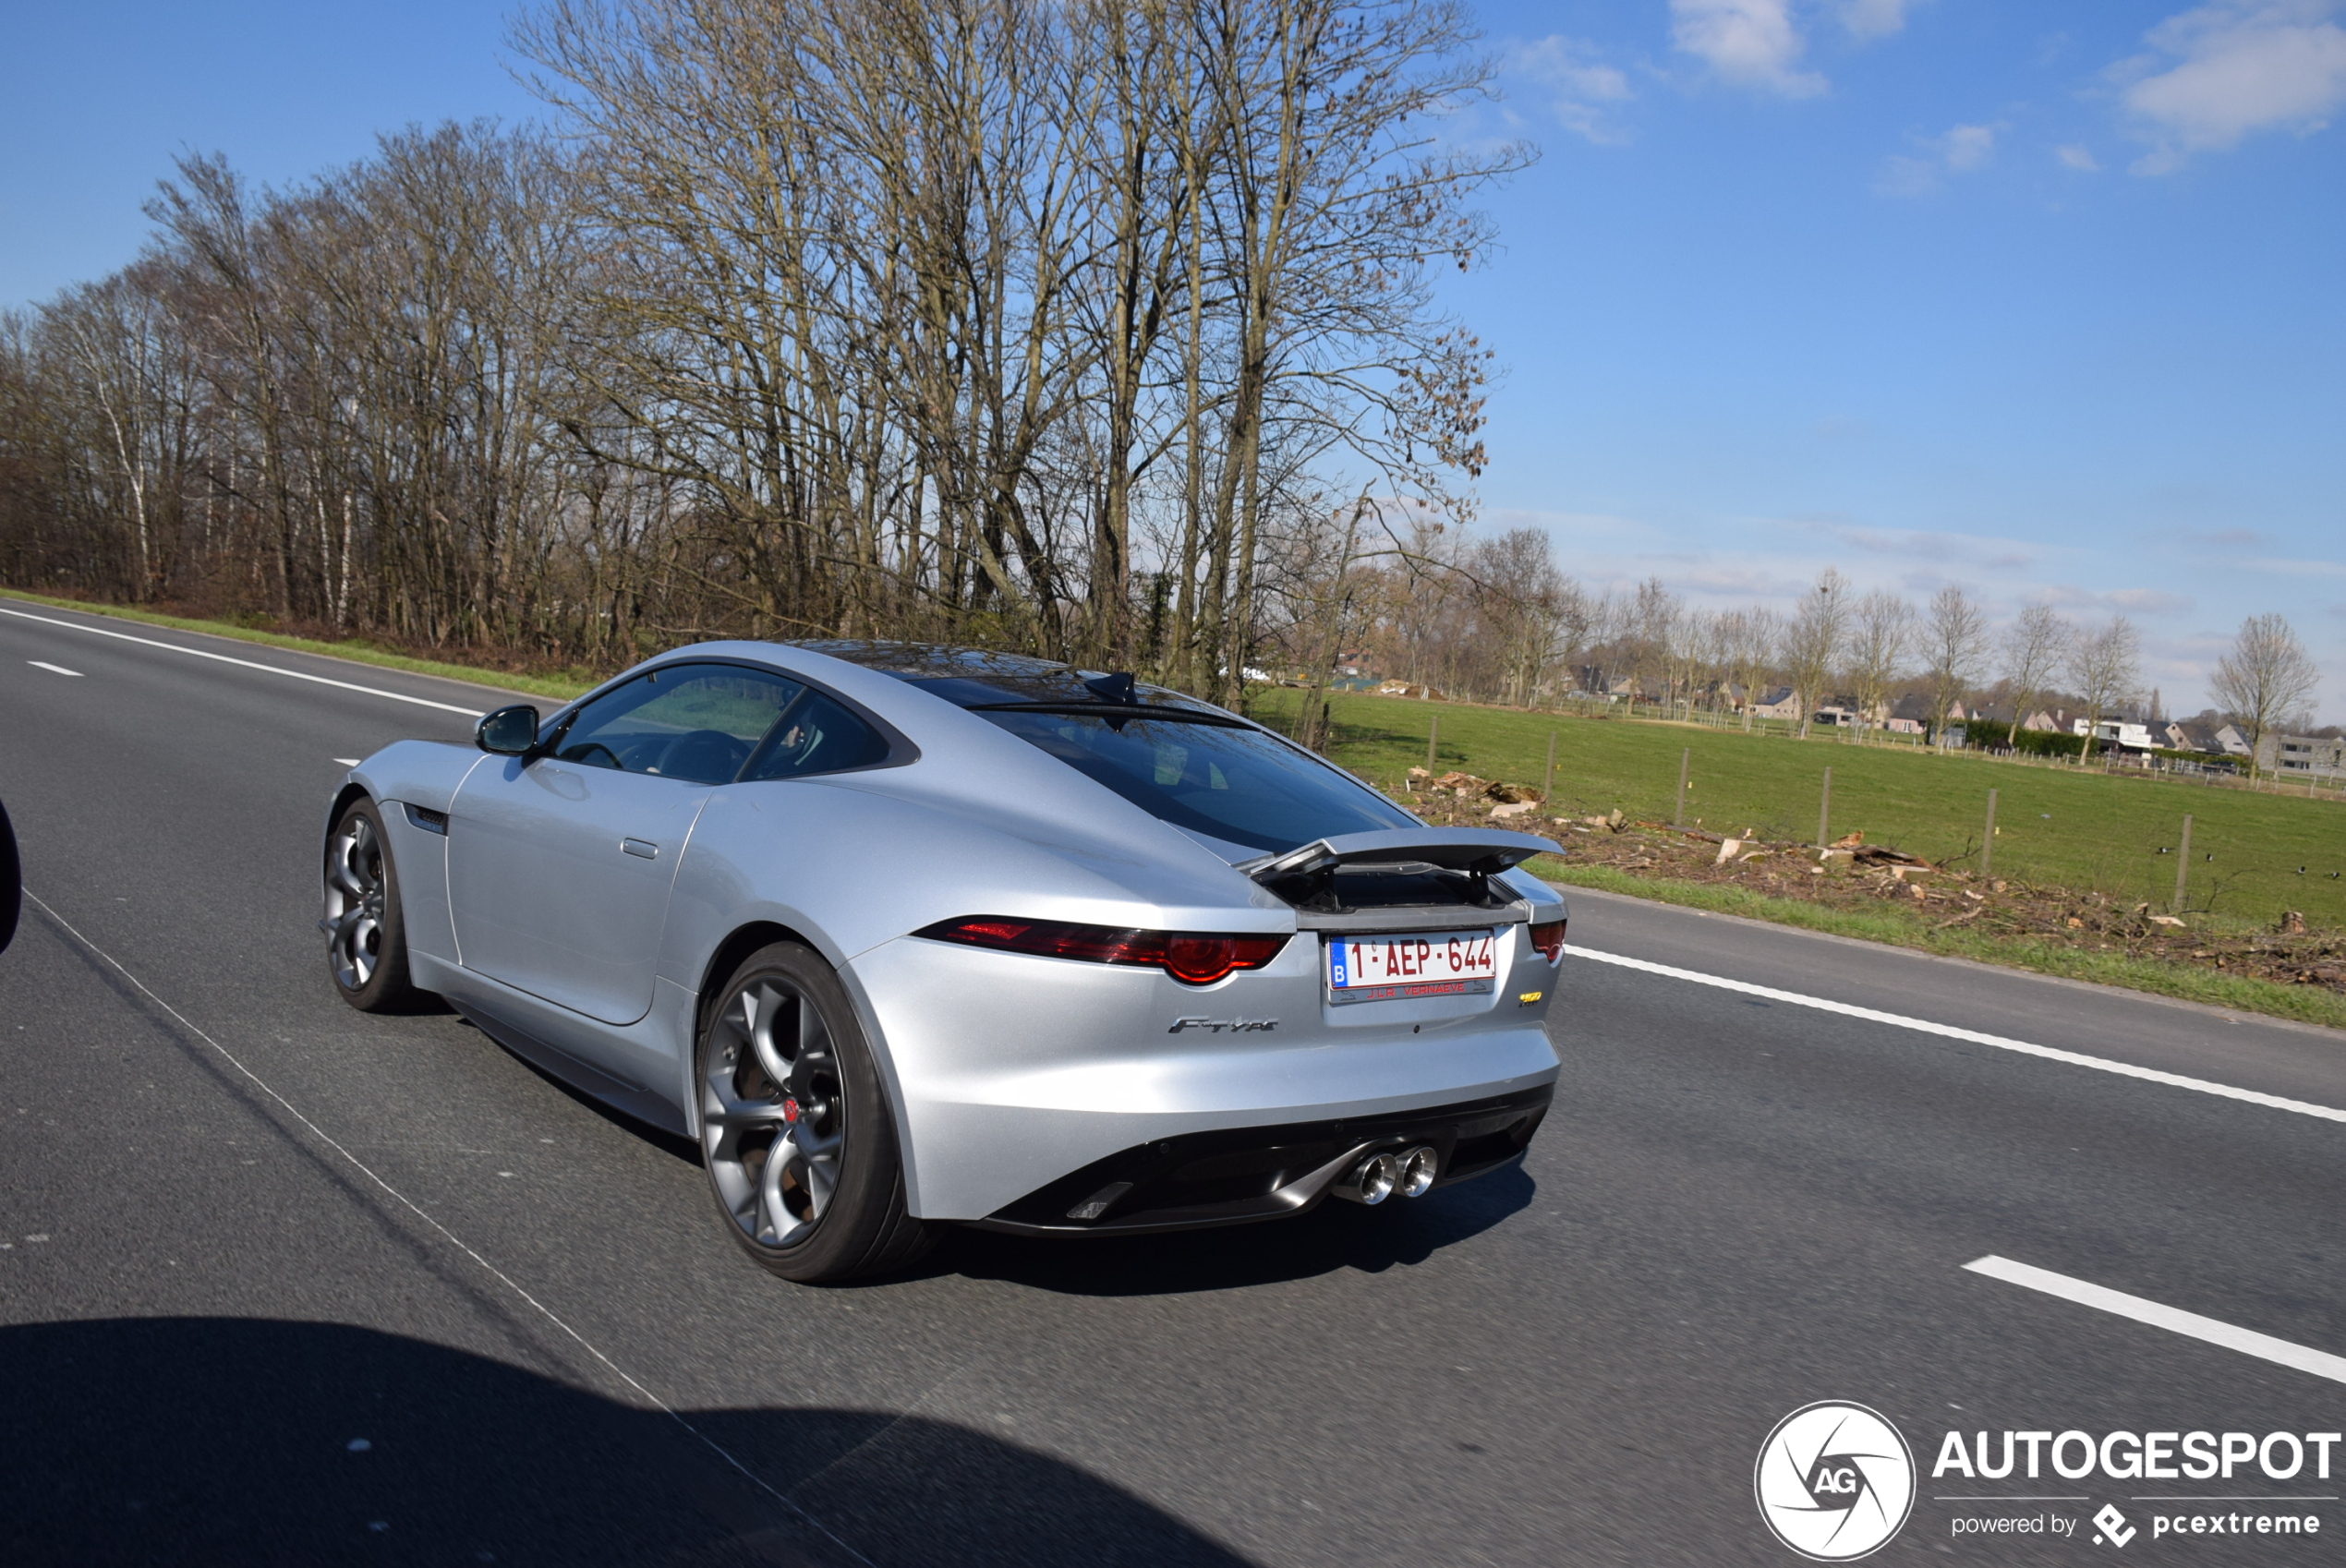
[622,838,659,860]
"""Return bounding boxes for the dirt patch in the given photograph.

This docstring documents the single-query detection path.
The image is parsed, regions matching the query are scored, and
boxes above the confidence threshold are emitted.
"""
[1404,787,2346,997]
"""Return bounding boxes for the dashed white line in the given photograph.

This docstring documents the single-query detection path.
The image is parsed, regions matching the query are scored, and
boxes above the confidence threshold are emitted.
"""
[1965,1255,2346,1387]
[28,660,82,677]
[0,604,483,717]
[334,758,361,766]
[1565,944,2346,1125]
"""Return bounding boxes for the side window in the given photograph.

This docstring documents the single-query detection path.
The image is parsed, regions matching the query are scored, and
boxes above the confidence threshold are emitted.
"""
[741,689,893,781]
[551,664,805,785]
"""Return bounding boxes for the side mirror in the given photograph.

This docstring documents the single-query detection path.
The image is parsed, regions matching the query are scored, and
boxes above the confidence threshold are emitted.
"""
[476,704,541,756]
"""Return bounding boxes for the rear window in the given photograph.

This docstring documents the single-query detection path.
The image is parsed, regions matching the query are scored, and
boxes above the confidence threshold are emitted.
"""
[974,710,1412,853]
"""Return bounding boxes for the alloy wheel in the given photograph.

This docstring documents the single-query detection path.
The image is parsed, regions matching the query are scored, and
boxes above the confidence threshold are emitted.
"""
[700,976,845,1248]
[324,814,387,992]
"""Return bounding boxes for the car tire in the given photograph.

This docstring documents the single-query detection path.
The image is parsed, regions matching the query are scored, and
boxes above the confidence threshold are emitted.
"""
[695,941,936,1283]
[323,798,416,1012]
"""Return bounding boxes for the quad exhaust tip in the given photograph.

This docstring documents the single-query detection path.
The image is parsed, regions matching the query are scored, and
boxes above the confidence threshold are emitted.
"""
[1336,1145,1437,1205]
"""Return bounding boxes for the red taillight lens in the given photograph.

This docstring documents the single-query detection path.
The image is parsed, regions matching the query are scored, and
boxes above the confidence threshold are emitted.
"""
[918,918,1288,985]
[1528,919,1566,963]
[1163,933,1288,984]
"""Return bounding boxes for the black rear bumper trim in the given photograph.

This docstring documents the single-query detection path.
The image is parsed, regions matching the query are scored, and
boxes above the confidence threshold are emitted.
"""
[974,1084,1551,1236]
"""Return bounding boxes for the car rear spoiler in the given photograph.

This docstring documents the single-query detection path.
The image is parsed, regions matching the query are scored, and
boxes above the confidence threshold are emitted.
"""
[1235,827,1561,884]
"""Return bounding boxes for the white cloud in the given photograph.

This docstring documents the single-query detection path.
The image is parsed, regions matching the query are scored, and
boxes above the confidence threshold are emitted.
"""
[1874,156,1941,197]
[1806,521,2050,570]
[1671,0,1829,97]
[2103,587,2197,615]
[2111,0,2346,173]
[1515,35,1637,144]
[1839,0,1913,41]
[1874,123,2000,195]
[2244,555,2346,577]
[1941,123,1997,168]
[2055,143,2102,171]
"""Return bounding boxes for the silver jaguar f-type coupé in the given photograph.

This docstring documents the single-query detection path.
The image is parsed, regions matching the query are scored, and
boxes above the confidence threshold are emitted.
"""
[323,643,1564,1281]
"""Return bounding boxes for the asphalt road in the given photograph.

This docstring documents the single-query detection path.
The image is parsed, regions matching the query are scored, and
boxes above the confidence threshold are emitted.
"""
[3,598,2341,1567]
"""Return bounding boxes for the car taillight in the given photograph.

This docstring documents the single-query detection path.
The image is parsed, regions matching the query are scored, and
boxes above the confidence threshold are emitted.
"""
[1528,919,1566,962]
[917,918,1288,986]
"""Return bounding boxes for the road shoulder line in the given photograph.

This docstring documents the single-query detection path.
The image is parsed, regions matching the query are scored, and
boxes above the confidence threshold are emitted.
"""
[18,889,868,1562]
[1566,943,2346,1124]
[1551,880,2346,1043]
[1,604,486,717]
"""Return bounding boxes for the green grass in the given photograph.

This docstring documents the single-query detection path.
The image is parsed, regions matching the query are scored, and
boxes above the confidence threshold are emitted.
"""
[1530,857,2346,1031]
[1253,688,2346,933]
[0,587,596,703]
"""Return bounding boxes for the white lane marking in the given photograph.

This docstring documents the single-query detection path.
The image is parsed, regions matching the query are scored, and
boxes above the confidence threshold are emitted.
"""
[1565,944,2346,1125]
[334,758,361,766]
[1965,1254,2346,1386]
[28,660,82,677]
[0,605,482,717]
[20,890,873,1564]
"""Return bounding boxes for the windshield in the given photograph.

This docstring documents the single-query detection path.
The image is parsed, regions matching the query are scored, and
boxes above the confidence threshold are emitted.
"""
[974,710,1413,853]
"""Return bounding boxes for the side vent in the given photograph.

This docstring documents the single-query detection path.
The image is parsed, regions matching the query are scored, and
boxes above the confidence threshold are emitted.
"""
[402,802,450,836]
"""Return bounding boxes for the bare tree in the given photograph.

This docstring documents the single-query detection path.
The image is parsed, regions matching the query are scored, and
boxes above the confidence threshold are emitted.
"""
[1918,585,1989,749]
[2209,612,2322,779]
[1841,589,1913,742]
[1720,605,1779,731]
[1998,603,2071,751]
[3,0,1537,696]
[2067,615,2141,762]
[1780,569,1850,740]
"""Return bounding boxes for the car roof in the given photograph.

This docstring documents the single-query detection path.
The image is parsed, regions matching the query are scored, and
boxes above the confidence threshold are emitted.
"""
[788,641,1233,717]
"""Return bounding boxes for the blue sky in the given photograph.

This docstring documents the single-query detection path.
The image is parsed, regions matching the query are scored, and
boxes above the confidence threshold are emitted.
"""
[4,1,2340,718]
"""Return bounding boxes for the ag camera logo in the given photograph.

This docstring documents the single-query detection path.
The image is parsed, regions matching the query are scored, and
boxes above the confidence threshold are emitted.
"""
[1755,1402,1917,1561]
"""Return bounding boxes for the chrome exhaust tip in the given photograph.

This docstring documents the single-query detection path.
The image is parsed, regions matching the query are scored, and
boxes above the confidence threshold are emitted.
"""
[1335,1151,1400,1205]
[1397,1145,1438,1198]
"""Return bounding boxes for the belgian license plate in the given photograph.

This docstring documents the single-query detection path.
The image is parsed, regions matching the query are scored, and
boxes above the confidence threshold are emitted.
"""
[1325,929,1499,1006]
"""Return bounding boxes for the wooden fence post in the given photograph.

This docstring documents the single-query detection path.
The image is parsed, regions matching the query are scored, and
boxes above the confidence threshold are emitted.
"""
[1543,730,1555,805]
[1818,766,1832,852]
[1426,714,1438,775]
[2173,814,2193,913]
[1675,748,1690,827]
[1982,788,1997,876]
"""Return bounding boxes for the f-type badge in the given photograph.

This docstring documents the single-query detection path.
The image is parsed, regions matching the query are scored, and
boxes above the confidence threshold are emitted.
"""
[1167,1017,1278,1034]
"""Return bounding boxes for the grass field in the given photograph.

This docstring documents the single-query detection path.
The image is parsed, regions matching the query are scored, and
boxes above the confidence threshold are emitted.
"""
[1252,688,2346,933]
[1536,861,2346,1031]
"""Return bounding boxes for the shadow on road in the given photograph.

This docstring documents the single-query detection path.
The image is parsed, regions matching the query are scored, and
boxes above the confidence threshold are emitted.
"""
[926,1163,1535,1296]
[0,1317,1254,1568]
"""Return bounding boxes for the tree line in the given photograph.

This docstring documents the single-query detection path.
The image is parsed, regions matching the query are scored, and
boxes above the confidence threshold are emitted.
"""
[0,0,1520,705]
[1300,536,2325,774]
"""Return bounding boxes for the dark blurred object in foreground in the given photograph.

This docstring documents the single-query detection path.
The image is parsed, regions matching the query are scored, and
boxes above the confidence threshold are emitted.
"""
[0,796,18,955]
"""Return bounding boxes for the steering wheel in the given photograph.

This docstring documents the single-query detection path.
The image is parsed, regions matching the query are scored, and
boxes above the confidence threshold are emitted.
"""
[561,741,623,769]
[652,729,752,784]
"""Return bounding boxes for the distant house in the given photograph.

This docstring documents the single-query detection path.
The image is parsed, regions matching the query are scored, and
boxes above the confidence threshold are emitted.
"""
[2162,720,2223,754]
[2070,717,2158,752]
[1811,696,1889,730]
[1887,693,1960,736]
[1746,685,1801,720]
[2019,708,2064,733]
[2213,724,2255,757]
[2260,733,2346,778]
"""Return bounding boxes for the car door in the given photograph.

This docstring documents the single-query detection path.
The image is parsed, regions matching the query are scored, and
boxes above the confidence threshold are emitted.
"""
[449,662,803,1026]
